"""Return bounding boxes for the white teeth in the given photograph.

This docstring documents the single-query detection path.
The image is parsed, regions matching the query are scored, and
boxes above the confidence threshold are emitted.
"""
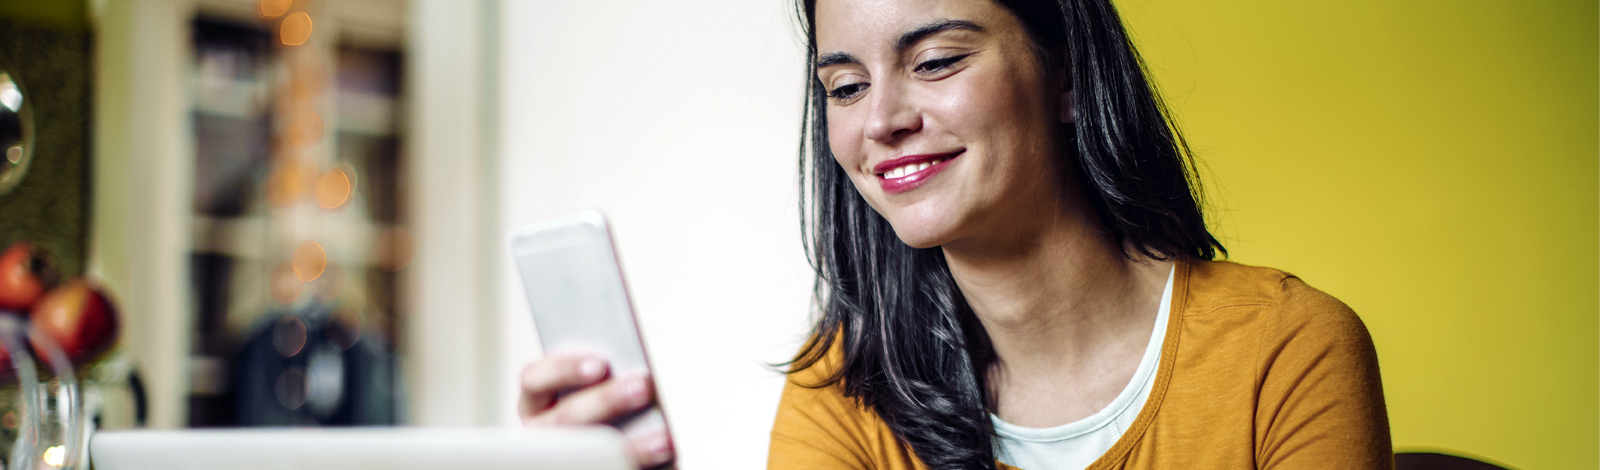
[881,158,945,179]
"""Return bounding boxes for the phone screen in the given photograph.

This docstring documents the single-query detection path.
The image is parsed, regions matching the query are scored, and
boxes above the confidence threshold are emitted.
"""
[511,211,668,438]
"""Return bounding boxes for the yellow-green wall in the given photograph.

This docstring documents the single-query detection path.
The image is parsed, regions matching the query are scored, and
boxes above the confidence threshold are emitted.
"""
[1117,0,1598,467]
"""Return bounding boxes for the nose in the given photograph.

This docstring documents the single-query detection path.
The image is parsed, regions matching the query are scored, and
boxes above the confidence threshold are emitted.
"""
[863,80,921,144]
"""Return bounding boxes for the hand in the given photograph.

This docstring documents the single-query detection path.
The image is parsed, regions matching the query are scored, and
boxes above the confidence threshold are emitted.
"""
[519,354,674,468]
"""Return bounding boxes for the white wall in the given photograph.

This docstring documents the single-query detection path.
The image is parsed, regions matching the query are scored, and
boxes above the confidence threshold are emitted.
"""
[495,1,816,468]
[406,0,500,427]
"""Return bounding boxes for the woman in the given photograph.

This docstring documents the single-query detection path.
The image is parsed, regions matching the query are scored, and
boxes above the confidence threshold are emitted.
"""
[521,0,1392,468]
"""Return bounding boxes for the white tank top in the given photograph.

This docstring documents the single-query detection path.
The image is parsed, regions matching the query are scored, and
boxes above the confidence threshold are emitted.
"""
[990,267,1174,470]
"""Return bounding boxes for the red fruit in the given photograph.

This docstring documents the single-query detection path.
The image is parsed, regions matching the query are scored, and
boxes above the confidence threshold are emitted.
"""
[0,243,59,310]
[30,280,118,361]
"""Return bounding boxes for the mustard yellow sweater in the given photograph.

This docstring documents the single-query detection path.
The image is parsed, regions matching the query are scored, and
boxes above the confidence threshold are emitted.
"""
[769,259,1393,469]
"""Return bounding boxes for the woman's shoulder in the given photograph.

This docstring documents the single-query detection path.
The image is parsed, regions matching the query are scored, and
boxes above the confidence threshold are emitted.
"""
[1183,258,1366,334]
[1150,259,1392,468]
[1169,259,1383,416]
[1176,258,1380,376]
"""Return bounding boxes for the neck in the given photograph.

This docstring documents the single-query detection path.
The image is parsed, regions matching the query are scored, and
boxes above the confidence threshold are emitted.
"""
[942,199,1172,384]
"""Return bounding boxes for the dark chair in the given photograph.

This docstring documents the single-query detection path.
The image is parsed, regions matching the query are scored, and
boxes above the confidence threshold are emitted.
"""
[1395,452,1513,470]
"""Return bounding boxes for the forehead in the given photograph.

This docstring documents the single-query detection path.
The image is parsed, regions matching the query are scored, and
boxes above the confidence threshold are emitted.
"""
[813,0,1012,51]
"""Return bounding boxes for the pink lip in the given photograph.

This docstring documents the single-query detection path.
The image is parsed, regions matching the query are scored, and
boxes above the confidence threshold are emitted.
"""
[874,150,963,194]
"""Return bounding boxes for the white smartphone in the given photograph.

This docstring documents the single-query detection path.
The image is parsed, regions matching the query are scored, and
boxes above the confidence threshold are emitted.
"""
[511,211,671,442]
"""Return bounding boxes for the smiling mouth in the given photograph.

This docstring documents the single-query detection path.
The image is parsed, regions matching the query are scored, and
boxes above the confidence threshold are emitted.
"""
[878,157,951,179]
[872,150,963,194]
[874,150,963,178]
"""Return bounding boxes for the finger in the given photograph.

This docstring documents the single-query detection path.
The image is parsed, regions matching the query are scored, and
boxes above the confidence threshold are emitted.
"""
[519,354,609,416]
[628,428,674,469]
[538,372,653,426]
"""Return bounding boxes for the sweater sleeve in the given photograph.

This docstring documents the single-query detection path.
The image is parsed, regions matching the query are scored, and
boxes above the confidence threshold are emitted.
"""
[1254,277,1394,469]
[768,374,871,469]
[768,345,887,470]
[767,352,1007,470]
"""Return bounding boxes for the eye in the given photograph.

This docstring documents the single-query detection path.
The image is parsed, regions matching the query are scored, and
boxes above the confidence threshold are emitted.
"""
[914,53,972,75]
[827,82,869,101]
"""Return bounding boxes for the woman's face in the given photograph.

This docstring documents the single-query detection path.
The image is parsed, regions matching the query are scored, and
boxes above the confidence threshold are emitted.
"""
[815,0,1067,249]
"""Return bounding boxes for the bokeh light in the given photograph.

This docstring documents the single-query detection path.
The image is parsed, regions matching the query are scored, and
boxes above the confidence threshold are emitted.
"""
[270,262,302,304]
[257,0,291,18]
[375,227,414,272]
[286,67,323,101]
[265,163,301,207]
[265,158,318,207]
[265,165,294,206]
[275,368,308,410]
[328,306,361,350]
[279,12,313,46]
[291,241,326,282]
[288,108,323,149]
[314,167,351,209]
[41,444,63,467]
[272,315,307,358]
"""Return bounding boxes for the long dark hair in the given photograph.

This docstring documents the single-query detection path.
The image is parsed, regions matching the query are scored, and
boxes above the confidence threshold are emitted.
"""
[787,0,1224,468]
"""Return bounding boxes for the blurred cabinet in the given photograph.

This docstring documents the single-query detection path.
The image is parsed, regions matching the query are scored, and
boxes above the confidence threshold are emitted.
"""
[95,0,502,430]
[184,1,409,427]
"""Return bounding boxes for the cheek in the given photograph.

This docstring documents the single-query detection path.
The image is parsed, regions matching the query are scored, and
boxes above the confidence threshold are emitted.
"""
[825,110,863,169]
[930,70,1054,167]
[930,75,1028,140]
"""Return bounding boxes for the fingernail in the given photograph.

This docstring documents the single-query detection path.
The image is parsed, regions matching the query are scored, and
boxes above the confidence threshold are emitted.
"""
[641,433,672,464]
[578,359,606,379]
[624,375,650,402]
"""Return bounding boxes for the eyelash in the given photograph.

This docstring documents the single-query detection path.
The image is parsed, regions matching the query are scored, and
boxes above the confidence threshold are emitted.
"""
[914,54,971,74]
[824,53,973,101]
[827,83,868,100]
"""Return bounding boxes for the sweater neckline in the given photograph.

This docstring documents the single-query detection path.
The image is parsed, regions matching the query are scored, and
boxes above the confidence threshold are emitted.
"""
[1075,257,1193,469]
[988,265,1174,443]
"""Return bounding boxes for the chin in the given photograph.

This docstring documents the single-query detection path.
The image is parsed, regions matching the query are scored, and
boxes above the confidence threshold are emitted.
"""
[892,230,945,249]
[882,205,961,249]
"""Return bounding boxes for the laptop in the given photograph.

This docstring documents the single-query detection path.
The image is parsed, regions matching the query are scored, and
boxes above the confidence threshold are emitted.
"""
[90,427,633,470]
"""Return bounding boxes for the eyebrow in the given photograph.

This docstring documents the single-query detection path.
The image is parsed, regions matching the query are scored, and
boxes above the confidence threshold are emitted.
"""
[817,51,857,69]
[895,19,985,53]
[815,19,986,69]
